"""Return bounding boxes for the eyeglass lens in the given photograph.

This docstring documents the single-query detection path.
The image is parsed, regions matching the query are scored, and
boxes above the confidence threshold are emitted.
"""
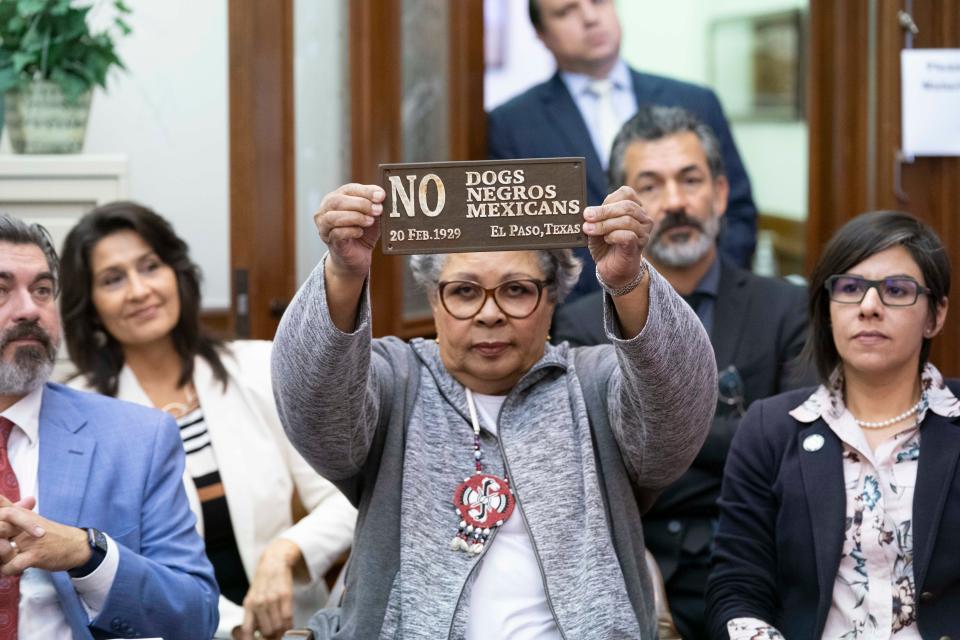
[827,275,921,306]
[441,280,542,319]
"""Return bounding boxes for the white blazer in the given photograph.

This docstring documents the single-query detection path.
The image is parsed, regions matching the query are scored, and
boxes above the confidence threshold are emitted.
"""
[71,340,356,637]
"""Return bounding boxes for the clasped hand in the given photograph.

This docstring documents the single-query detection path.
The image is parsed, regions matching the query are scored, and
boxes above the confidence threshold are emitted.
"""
[0,495,89,575]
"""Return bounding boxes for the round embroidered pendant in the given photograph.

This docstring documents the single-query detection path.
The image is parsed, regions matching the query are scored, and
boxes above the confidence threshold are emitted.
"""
[454,473,515,527]
[450,473,515,555]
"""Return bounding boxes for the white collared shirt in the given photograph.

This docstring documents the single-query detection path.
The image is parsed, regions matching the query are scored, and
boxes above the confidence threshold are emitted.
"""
[559,58,638,169]
[2,385,120,638]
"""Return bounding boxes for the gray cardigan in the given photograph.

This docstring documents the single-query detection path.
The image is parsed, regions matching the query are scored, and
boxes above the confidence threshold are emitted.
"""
[272,259,716,639]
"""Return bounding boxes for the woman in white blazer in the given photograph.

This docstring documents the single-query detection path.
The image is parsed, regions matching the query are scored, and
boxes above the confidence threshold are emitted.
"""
[59,202,357,640]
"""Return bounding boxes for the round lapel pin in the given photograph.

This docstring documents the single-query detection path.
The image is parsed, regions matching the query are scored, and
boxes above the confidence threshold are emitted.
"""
[803,434,825,452]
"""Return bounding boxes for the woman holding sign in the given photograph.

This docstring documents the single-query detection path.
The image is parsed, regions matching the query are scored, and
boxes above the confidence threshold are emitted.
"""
[271,182,716,638]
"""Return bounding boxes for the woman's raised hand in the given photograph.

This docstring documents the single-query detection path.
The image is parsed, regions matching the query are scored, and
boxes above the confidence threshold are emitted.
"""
[582,186,653,288]
[315,183,385,279]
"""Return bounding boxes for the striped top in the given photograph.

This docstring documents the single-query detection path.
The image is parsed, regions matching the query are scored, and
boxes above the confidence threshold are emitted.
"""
[177,407,250,604]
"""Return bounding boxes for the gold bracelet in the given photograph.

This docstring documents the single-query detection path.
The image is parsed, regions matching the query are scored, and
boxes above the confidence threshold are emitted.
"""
[595,260,648,297]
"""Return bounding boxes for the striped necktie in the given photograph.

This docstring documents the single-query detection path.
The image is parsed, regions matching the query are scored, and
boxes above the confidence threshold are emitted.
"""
[588,78,620,169]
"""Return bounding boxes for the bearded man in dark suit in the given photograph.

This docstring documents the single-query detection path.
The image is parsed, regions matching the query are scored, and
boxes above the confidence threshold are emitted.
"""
[553,106,808,640]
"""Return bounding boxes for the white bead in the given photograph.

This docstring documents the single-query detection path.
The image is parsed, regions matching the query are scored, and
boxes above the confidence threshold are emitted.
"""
[854,397,924,429]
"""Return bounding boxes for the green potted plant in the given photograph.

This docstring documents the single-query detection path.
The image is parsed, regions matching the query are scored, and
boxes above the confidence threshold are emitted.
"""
[0,0,131,153]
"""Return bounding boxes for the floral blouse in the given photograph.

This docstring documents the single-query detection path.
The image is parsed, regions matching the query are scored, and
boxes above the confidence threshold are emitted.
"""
[727,363,960,640]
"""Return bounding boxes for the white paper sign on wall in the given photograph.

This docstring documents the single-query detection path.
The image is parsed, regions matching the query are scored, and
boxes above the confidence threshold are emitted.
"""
[901,49,960,157]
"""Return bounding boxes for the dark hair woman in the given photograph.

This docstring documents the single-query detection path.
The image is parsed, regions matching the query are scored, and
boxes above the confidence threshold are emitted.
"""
[60,202,356,640]
[706,211,959,639]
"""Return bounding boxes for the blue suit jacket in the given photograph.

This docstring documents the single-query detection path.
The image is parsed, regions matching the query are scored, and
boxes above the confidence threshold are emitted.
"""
[706,384,960,639]
[488,68,757,300]
[37,383,219,639]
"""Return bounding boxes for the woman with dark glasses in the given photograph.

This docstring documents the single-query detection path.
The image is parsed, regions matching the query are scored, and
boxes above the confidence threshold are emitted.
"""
[707,211,959,639]
[271,182,717,639]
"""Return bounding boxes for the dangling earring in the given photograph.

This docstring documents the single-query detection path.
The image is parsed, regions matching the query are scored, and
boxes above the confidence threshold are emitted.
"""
[93,329,108,348]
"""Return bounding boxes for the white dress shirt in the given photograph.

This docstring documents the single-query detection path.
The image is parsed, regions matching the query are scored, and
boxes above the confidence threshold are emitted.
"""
[2,386,119,638]
[465,393,561,640]
[559,58,638,169]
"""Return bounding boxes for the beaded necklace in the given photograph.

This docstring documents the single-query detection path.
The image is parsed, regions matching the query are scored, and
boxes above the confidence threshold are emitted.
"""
[449,388,516,555]
[854,396,925,429]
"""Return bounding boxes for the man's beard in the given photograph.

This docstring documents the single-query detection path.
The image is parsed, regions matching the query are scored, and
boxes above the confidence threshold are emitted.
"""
[0,321,58,396]
[648,210,721,268]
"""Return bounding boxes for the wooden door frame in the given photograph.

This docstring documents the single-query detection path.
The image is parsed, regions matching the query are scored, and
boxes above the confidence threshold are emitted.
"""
[807,0,960,375]
[225,0,484,340]
[350,0,486,338]
[227,0,296,340]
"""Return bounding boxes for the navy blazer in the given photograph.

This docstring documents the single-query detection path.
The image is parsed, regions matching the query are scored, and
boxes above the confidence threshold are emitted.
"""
[488,67,757,299]
[706,383,960,639]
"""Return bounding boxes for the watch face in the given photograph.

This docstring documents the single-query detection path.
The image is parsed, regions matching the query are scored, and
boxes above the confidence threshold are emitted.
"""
[91,528,108,553]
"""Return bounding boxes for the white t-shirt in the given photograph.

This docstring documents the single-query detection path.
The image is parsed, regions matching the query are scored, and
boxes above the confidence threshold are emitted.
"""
[465,393,561,640]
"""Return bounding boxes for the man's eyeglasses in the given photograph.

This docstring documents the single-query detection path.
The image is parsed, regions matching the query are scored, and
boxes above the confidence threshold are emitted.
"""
[437,279,548,320]
[825,274,931,307]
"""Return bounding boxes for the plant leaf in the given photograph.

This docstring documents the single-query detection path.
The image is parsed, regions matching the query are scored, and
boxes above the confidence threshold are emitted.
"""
[50,66,90,101]
[115,17,132,36]
[16,0,49,19]
[12,51,36,73]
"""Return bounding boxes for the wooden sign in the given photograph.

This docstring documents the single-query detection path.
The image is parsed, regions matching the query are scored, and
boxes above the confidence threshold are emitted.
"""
[379,158,587,255]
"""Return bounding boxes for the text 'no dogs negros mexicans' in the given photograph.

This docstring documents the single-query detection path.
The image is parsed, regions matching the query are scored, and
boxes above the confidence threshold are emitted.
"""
[387,169,583,241]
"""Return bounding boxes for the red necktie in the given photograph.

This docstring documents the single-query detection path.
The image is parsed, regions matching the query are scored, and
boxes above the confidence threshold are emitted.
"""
[0,417,19,640]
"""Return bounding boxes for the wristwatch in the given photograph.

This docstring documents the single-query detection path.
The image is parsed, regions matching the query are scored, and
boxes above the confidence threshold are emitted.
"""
[68,527,108,578]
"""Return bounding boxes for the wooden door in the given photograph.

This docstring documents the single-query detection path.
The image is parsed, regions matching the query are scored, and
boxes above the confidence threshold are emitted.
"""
[807,0,960,375]
[351,0,486,338]
[226,0,486,340]
[227,0,296,339]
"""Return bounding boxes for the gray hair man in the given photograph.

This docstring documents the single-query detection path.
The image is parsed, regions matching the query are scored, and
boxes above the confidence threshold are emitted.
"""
[552,106,809,639]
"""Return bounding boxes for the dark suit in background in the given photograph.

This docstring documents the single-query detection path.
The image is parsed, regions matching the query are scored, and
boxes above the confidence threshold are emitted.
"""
[553,258,809,639]
[488,69,758,300]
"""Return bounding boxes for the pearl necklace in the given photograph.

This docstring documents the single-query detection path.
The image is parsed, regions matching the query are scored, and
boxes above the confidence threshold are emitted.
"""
[854,397,924,429]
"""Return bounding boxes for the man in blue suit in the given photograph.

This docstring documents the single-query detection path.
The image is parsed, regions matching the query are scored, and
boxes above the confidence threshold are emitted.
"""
[488,0,757,300]
[0,214,218,639]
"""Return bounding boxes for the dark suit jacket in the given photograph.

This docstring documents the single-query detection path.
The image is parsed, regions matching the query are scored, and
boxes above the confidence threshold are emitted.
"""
[488,68,757,299]
[552,259,808,578]
[706,383,960,640]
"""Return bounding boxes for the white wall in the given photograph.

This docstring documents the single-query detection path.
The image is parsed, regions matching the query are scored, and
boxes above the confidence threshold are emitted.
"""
[0,1,231,307]
[618,0,808,221]
[89,0,230,306]
[484,0,555,110]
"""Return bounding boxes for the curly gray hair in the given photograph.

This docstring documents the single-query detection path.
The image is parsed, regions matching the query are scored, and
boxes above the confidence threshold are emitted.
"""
[409,250,583,304]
